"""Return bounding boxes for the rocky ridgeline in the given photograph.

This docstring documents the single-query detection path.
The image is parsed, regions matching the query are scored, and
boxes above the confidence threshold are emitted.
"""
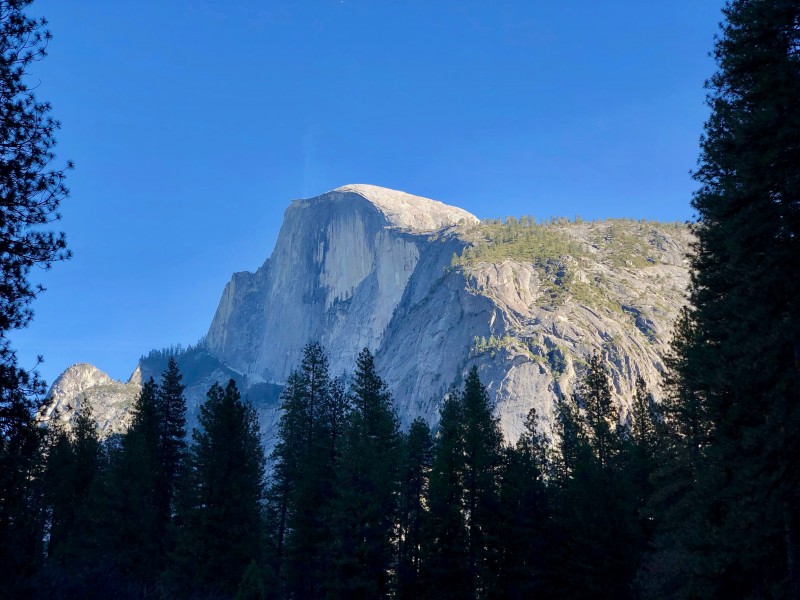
[42,363,142,436]
[46,185,691,446]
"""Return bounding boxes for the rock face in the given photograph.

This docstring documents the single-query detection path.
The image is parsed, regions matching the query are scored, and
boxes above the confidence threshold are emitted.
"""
[205,184,478,383]
[201,185,690,443]
[48,184,691,446]
[43,363,142,436]
[380,219,691,440]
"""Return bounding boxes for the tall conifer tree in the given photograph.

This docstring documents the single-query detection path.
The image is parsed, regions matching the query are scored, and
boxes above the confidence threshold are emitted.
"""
[494,408,549,599]
[423,368,503,600]
[576,353,617,469]
[41,401,107,593]
[424,389,470,600]
[0,373,45,594]
[644,2,800,596]
[460,367,502,598]
[266,370,303,589]
[1,1,71,591]
[268,342,342,597]
[329,348,400,599]
[397,417,433,600]
[549,355,636,599]
[156,356,186,531]
[104,378,162,583]
[174,380,266,597]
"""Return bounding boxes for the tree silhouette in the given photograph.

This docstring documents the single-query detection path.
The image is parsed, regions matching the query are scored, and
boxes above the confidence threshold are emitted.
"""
[0,2,70,592]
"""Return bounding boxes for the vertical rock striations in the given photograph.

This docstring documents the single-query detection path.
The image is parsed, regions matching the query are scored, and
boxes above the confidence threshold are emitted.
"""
[205,184,478,382]
[47,185,691,447]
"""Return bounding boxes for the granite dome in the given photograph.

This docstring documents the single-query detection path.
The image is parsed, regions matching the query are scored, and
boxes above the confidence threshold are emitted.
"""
[326,184,479,232]
[46,185,691,450]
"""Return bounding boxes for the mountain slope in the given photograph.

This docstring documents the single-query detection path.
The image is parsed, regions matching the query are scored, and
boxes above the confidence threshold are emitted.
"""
[47,186,690,446]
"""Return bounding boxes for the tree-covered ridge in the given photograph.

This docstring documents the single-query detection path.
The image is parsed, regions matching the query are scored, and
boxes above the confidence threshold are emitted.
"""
[451,217,690,315]
[452,216,587,270]
[449,217,691,407]
[453,216,687,270]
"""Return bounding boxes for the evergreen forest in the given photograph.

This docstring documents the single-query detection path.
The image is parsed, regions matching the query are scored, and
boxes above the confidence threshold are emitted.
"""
[1,0,798,598]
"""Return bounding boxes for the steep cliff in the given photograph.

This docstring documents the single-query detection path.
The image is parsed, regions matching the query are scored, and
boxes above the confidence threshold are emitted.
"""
[47,185,690,446]
[205,184,478,382]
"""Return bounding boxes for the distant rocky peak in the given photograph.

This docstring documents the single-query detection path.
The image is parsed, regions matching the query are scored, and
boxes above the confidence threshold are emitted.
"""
[43,362,142,437]
[47,363,114,400]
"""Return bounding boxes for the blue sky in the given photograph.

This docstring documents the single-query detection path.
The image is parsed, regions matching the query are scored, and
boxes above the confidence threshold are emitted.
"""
[14,0,725,386]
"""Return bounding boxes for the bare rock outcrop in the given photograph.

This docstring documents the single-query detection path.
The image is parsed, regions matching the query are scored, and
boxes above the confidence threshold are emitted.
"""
[48,185,691,447]
[43,363,142,436]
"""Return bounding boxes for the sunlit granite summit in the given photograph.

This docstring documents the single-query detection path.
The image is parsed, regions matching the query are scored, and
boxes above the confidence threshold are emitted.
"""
[205,184,478,384]
[43,363,141,435]
[48,184,691,446]
[330,184,479,232]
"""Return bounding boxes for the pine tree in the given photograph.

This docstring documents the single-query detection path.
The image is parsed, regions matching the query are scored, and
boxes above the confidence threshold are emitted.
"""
[626,376,661,528]
[629,376,659,459]
[637,309,714,598]
[325,376,350,472]
[266,370,303,589]
[397,417,432,600]
[100,363,186,589]
[551,390,585,483]
[494,408,549,599]
[268,342,342,597]
[173,380,266,597]
[329,348,400,599]
[155,356,186,535]
[41,401,107,592]
[422,369,503,600]
[0,0,70,345]
[575,353,617,469]
[0,371,46,595]
[103,378,162,584]
[460,367,503,598]
[549,355,636,599]
[643,2,800,596]
[423,389,470,600]
[1,1,71,591]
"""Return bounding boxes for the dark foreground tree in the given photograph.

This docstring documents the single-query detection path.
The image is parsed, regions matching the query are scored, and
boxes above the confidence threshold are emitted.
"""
[494,408,549,599]
[155,357,187,557]
[549,355,641,599]
[0,372,45,595]
[267,342,344,597]
[173,380,266,597]
[422,368,503,600]
[640,1,800,597]
[422,388,469,600]
[1,1,70,592]
[329,348,400,599]
[0,0,71,356]
[39,402,109,596]
[459,367,503,598]
[397,417,432,600]
[104,378,163,585]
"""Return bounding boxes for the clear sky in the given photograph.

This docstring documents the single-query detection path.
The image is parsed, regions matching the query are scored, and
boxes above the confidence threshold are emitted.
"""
[13,0,725,387]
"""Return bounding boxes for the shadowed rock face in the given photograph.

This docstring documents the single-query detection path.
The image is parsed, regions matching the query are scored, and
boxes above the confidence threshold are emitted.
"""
[47,185,691,448]
[205,185,478,383]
